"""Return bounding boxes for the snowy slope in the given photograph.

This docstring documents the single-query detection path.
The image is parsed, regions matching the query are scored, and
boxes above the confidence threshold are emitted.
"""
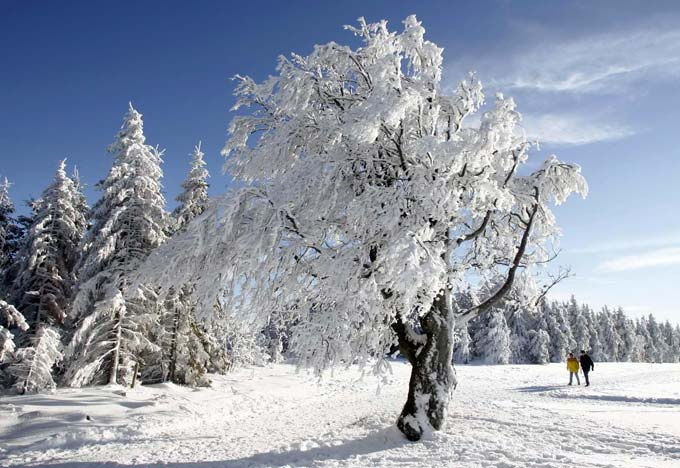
[1,362,679,467]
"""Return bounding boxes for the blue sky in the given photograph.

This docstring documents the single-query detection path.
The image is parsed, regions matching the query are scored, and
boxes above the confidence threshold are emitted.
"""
[1,1,679,321]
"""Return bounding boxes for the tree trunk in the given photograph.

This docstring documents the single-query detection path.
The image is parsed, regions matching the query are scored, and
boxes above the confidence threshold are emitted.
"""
[109,308,123,385]
[396,292,456,441]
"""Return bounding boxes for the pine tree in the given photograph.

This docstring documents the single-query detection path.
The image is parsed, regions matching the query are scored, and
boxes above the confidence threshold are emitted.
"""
[173,142,210,230]
[66,104,168,386]
[527,329,551,364]
[634,318,653,362]
[615,308,635,361]
[571,302,591,352]
[542,301,569,362]
[0,299,28,363]
[474,309,511,364]
[645,314,665,362]
[64,289,157,386]
[597,307,620,361]
[585,307,604,360]
[453,321,471,364]
[12,160,87,330]
[7,324,62,393]
[160,285,211,386]
[506,306,533,364]
[0,178,23,292]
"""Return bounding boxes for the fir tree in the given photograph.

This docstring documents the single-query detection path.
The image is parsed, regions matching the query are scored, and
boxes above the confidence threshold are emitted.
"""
[7,324,62,393]
[615,308,635,361]
[527,329,551,364]
[173,142,210,230]
[597,307,620,361]
[474,309,511,364]
[453,321,471,364]
[0,299,28,363]
[12,160,86,330]
[66,104,168,386]
[0,178,23,292]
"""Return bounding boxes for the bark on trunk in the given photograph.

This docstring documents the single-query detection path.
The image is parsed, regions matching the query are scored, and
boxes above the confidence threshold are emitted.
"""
[396,292,455,441]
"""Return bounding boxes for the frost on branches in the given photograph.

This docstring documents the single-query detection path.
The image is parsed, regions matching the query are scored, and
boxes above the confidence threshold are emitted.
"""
[138,16,586,440]
[66,104,168,387]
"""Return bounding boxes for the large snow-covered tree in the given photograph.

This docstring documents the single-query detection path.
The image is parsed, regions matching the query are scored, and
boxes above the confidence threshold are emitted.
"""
[11,160,87,329]
[65,104,168,386]
[138,16,586,440]
[173,142,210,230]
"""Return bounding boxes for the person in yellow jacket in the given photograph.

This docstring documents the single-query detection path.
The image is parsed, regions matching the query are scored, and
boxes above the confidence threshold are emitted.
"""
[567,352,580,385]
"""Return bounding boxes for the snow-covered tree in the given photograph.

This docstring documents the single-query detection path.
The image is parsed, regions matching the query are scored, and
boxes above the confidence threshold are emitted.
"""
[526,329,550,364]
[7,324,62,393]
[585,307,603,360]
[11,160,87,330]
[570,301,591,352]
[137,16,586,440]
[0,178,23,291]
[66,104,168,386]
[64,289,157,386]
[597,307,620,361]
[506,306,533,363]
[453,321,471,364]
[475,309,511,364]
[173,142,210,230]
[0,299,28,363]
[158,285,211,386]
[615,308,635,361]
[542,302,569,362]
[645,314,665,363]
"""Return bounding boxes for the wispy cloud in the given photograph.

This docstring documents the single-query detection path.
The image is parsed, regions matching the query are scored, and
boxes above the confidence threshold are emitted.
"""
[571,232,680,254]
[597,247,680,273]
[520,112,634,145]
[496,24,680,94]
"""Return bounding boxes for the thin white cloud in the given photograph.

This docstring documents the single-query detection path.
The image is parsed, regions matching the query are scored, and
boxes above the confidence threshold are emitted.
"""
[499,25,680,94]
[520,112,634,145]
[571,233,680,254]
[597,247,680,273]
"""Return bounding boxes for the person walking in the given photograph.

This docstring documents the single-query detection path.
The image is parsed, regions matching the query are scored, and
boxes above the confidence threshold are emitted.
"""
[580,350,595,387]
[567,352,580,385]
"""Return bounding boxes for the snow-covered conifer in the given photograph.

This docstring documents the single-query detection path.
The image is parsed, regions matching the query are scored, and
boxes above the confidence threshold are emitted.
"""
[542,302,569,362]
[136,16,586,440]
[474,309,511,364]
[7,324,62,393]
[173,142,210,230]
[526,329,550,364]
[66,104,168,385]
[11,160,86,329]
[0,299,28,362]
[615,308,635,361]
[0,178,23,291]
[571,301,591,352]
[158,285,211,386]
[64,289,157,386]
[453,321,471,364]
[645,314,665,363]
[597,307,620,361]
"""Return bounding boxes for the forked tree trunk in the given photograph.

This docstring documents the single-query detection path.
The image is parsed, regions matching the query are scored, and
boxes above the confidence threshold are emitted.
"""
[395,293,456,441]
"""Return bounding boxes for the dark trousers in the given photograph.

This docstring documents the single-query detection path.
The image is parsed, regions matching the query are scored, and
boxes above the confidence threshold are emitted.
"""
[583,370,590,386]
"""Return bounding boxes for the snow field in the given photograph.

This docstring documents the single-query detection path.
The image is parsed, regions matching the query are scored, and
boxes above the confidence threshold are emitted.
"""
[1,361,679,467]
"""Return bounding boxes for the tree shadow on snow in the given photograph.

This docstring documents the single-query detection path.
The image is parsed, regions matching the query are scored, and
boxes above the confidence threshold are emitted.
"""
[513,385,564,393]
[19,426,411,468]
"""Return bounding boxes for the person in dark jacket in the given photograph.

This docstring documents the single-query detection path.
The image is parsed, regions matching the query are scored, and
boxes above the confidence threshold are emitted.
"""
[579,350,594,386]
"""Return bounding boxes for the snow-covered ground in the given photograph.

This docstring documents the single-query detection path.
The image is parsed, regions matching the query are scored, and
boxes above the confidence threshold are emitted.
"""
[1,362,679,467]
